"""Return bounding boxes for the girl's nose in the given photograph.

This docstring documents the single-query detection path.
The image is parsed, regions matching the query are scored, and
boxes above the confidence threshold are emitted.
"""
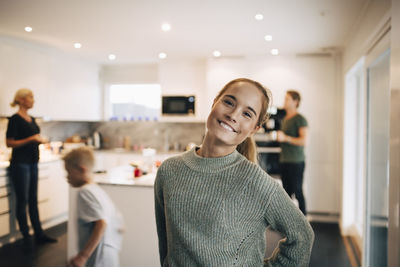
[226,108,240,122]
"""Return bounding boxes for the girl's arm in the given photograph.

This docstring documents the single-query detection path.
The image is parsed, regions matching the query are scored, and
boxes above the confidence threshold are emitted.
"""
[68,219,107,267]
[154,171,168,264]
[264,185,314,266]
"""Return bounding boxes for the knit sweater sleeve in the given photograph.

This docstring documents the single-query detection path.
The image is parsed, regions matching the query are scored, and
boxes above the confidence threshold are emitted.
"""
[154,163,168,265]
[264,182,314,267]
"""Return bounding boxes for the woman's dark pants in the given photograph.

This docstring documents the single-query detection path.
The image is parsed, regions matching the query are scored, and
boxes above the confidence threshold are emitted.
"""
[10,163,43,238]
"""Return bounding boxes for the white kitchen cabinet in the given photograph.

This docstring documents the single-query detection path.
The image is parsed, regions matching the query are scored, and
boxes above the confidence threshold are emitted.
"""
[0,158,68,244]
[38,160,68,227]
[0,170,10,238]
[0,214,10,238]
[0,36,101,121]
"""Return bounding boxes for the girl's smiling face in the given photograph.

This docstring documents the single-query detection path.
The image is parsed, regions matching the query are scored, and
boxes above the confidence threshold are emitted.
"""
[206,81,262,148]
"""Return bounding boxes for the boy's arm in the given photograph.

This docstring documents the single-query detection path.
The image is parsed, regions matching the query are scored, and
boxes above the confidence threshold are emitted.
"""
[68,219,107,267]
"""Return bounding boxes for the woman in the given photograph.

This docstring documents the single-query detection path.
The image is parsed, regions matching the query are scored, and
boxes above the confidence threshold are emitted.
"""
[154,78,314,266]
[6,88,57,243]
[277,90,308,215]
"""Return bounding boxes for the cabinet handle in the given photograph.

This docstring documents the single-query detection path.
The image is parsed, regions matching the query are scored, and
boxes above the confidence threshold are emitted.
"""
[39,176,49,180]
[0,210,10,216]
[38,198,49,204]
[0,193,10,199]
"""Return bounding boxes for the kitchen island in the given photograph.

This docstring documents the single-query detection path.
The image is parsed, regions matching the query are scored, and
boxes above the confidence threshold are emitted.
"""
[68,153,179,267]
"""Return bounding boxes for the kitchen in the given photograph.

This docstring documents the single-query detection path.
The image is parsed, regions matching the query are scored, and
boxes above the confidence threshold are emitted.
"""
[0,0,399,266]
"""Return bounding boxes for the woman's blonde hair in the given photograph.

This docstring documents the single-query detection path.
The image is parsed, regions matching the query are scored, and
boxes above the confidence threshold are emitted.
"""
[214,78,272,163]
[63,147,95,170]
[10,88,33,107]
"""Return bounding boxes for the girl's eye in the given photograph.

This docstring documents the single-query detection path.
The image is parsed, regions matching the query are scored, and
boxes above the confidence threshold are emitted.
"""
[243,111,252,118]
[223,99,233,106]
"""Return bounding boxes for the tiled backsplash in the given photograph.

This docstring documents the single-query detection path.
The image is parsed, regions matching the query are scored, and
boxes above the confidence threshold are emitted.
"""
[93,121,205,151]
[0,118,205,153]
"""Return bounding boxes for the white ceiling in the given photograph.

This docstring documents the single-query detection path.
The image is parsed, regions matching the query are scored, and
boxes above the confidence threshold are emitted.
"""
[0,0,367,64]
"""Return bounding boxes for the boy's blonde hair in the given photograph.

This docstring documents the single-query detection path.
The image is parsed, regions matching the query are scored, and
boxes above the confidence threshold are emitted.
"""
[63,147,95,170]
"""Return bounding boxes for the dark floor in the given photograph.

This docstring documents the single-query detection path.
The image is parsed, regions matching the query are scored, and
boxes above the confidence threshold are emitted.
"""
[0,222,350,267]
[265,222,351,267]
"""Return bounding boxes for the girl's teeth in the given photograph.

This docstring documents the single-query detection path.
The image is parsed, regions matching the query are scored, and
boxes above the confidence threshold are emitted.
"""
[220,122,234,132]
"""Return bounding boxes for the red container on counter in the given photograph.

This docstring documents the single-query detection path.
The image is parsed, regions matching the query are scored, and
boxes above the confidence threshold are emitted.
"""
[134,167,142,178]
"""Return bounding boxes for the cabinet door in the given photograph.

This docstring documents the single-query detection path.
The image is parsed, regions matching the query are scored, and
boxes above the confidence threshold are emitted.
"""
[0,213,10,237]
[0,36,101,120]
[0,170,11,238]
[38,160,68,223]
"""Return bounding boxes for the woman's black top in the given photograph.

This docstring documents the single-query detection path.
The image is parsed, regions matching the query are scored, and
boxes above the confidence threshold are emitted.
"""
[6,114,40,164]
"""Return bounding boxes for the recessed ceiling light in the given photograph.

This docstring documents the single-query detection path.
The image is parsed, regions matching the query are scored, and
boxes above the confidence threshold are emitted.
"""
[74,43,82,49]
[213,51,221,57]
[255,14,263,21]
[159,52,167,59]
[108,54,116,60]
[24,26,32,32]
[271,49,279,56]
[161,23,171,32]
[264,35,272,41]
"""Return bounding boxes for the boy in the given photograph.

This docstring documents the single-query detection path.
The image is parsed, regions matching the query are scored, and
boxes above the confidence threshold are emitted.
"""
[63,147,123,267]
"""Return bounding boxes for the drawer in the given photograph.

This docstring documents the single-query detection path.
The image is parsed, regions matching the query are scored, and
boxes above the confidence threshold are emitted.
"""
[0,213,10,237]
[0,196,9,213]
[38,177,52,201]
[0,176,7,187]
[38,198,51,221]
[0,185,11,197]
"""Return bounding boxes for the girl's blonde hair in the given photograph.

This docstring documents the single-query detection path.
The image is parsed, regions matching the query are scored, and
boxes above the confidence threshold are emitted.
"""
[214,78,272,163]
[10,88,32,107]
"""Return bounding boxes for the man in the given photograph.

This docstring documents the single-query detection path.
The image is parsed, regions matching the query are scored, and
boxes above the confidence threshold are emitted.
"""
[277,90,308,215]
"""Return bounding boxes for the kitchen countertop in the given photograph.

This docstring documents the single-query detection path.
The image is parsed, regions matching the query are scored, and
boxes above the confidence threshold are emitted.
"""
[94,165,156,187]
[0,153,62,169]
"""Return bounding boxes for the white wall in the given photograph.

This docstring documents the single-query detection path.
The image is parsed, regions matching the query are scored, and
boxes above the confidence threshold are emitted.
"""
[206,55,342,214]
[343,0,391,72]
[340,0,391,240]
[0,36,101,121]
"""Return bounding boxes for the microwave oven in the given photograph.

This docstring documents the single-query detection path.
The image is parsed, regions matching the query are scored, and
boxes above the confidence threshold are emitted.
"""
[162,95,195,115]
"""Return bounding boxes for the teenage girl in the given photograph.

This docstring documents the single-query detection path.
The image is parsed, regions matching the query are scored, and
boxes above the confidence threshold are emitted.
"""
[154,78,314,266]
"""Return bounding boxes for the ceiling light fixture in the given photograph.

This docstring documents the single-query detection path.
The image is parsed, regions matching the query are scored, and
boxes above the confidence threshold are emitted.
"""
[271,49,279,56]
[24,26,32,32]
[161,23,171,32]
[213,51,221,57]
[108,54,116,60]
[255,14,263,21]
[264,35,272,41]
[74,43,82,49]
[159,52,167,59]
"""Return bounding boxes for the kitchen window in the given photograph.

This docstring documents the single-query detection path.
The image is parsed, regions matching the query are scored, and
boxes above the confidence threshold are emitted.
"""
[105,84,161,121]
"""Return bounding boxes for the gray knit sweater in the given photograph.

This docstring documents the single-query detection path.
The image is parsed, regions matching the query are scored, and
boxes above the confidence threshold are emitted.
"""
[154,147,314,267]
